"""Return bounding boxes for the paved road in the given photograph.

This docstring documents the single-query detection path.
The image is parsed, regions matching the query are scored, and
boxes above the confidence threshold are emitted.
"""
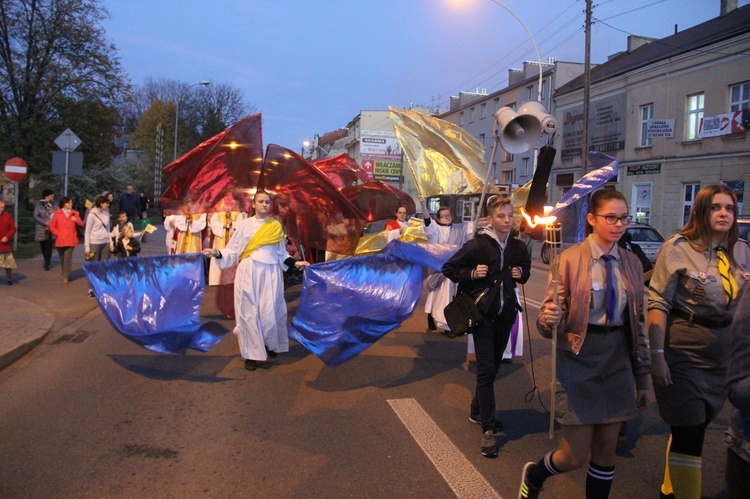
[0,237,731,498]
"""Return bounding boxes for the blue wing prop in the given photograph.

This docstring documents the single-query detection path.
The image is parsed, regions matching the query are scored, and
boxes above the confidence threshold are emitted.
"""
[83,253,226,354]
[289,240,460,367]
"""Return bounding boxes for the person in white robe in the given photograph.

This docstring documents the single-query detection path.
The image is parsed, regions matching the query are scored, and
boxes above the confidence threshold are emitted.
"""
[423,206,475,334]
[172,213,206,254]
[207,211,247,285]
[203,191,309,371]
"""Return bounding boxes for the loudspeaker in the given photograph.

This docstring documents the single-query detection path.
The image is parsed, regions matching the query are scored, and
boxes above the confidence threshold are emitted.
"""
[495,106,541,154]
[517,101,557,135]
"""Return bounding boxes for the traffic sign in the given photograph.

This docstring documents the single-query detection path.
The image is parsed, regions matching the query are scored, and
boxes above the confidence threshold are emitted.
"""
[55,128,82,151]
[4,157,27,182]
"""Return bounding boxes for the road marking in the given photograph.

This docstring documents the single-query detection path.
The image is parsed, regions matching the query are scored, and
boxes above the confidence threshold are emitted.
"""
[520,295,543,310]
[387,398,501,499]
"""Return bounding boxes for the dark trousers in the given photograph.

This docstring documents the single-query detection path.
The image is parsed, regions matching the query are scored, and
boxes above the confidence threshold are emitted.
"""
[470,316,512,432]
[727,448,750,498]
[39,238,53,267]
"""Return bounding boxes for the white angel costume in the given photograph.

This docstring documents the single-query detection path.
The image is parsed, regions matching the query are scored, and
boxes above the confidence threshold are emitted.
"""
[166,214,206,254]
[208,211,247,285]
[423,219,474,331]
[214,216,293,361]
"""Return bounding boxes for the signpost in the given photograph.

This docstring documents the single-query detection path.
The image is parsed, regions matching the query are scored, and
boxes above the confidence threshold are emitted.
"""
[54,128,82,196]
[4,157,27,250]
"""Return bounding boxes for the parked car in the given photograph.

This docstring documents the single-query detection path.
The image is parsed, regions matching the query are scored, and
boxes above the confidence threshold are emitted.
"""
[738,216,750,244]
[540,222,665,264]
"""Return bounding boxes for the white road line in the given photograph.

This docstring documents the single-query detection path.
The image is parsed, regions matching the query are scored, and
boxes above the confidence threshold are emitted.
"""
[387,398,501,499]
[519,295,543,310]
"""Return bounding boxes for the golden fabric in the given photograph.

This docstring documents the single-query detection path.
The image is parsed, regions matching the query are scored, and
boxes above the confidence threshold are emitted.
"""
[240,218,285,261]
[388,107,485,197]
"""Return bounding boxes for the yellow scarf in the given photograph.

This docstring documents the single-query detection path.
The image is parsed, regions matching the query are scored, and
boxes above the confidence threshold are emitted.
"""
[240,217,284,260]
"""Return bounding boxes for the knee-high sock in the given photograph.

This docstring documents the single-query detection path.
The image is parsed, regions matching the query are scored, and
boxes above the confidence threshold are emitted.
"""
[661,435,674,496]
[668,451,702,499]
[586,461,615,499]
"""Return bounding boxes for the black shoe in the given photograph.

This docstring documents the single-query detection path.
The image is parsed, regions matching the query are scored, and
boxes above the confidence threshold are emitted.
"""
[427,314,437,331]
[6,279,13,285]
[244,359,257,371]
[469,415,504,432]
[519,462,542,498]
[265,347,278,359]
[443,330,458,338]
[44,264,50,271]
[87,289,96,299]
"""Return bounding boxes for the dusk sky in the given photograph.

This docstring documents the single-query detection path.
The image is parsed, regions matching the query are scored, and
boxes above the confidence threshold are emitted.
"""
[103,0,747,152]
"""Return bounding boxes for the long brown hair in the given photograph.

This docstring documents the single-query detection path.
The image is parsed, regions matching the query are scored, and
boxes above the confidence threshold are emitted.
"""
[680,184,738,255]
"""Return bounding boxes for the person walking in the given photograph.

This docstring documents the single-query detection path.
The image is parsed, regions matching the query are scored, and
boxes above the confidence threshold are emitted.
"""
[518,189,650,498]
[725,284,750,498]
[49,197,83,284]
[113,226,141,258]
[0,199,17,285]
[34,189,55,270]
[423,205,475,336]
[118,184,140,225]
[202,190,309,371]
[648,184,750,499]
[442,195,531,458]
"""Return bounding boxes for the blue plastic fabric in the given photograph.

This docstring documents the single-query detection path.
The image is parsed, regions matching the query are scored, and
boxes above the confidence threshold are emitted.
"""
[83,253,226,354]
[289,240,460,367]
[551,151,619,214]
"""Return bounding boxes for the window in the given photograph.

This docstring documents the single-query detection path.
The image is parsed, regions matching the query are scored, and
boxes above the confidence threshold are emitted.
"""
[640,104,654,147]
[686,93,704,140]
[730,82,750,111]
[632,183,652,225]
[479,133,485,145]
[522,157,530,176]
[527,85,534,100]
[503,150,514,162]
[459,112,464,126]
[493,97,500,113]
[683,184,700,226]
[480,102,487,119]
[468,107,475,123]
[502,169,515,184]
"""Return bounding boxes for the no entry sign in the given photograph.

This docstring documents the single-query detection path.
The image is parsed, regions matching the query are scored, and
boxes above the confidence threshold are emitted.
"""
[4,157,27,182]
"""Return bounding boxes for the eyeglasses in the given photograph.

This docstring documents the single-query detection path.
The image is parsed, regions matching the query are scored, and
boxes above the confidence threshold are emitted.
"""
[594,214,633,225]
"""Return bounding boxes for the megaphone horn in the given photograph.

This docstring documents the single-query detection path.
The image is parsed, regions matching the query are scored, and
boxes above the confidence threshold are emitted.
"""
[517,101,557,135]
[495,106,542,154]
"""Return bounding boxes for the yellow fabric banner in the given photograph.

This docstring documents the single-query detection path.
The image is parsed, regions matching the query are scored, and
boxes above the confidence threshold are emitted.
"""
[388,106,486,197]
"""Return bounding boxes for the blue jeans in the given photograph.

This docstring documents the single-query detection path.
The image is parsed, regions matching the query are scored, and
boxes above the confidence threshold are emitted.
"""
[470,317,512,432]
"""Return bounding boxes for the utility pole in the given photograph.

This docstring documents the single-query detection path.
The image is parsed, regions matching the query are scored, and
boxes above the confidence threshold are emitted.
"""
[581,0,592,176]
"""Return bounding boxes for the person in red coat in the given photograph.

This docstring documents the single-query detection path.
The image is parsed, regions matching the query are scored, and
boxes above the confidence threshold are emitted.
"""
[0,199,17,285]
[49,196,83,284]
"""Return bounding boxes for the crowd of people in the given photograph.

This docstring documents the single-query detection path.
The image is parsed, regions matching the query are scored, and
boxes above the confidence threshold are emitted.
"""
[5,181,749,498]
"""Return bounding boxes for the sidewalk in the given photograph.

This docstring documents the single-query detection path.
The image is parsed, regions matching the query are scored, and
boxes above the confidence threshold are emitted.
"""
[0,228,168,371]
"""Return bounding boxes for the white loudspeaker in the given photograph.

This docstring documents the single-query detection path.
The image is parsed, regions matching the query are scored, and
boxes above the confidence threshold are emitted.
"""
[517,101,557,135]
[495,106,542,154]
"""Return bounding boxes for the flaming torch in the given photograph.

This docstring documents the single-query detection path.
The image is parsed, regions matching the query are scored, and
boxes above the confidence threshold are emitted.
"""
[521,205,560,439]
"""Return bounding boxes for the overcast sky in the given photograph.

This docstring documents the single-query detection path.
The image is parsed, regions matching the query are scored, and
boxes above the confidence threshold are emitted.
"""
[103,0,747,152]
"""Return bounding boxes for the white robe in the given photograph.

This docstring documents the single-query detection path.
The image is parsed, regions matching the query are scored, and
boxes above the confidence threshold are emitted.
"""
[208,211,247,285]
[214,216,291,361]
[423,220,474,330]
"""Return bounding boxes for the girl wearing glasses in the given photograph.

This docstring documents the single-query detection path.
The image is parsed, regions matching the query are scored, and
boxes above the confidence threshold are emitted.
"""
[648,184,750,498]
[203,190,309,371]
[519,189,649,499]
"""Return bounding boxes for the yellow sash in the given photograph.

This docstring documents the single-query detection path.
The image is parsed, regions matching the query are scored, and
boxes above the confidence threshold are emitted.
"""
[240,218,285,260]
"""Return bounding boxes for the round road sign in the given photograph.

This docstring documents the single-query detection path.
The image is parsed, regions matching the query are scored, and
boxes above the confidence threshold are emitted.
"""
[4,157,27,182]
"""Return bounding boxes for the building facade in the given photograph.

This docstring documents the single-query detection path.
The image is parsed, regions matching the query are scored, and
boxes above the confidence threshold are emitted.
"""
[553,3,750,238]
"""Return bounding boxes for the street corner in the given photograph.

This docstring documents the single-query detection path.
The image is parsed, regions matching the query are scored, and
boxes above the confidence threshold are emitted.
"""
[0,296,55,371]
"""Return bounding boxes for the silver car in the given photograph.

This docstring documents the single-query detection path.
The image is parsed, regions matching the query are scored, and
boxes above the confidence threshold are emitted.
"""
[625,223,665,264]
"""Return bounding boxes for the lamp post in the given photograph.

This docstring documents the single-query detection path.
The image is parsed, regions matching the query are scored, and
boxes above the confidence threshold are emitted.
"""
[302,140,329,159]
[173,80,211,161]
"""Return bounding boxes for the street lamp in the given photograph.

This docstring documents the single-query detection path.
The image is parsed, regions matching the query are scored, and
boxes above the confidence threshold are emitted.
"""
[303,140,330,159]
[173,80,211,161]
